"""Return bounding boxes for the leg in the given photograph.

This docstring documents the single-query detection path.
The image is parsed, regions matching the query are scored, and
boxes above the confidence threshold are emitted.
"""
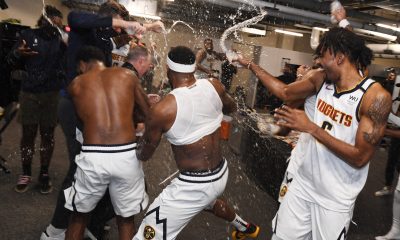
[65,212,89,240]
[50,96,81,228]
[376,185,400,239]
[209,198,259,240]
[209,198,235,221]
[38,125,56,194]
[310,203,352,240]
[20,124,38,174]
[116,215,135,240]
[272,191,312,240]
[375,137,400,196]
[15,124,38,192]
[39,125,55,171]
[385,137,400,186]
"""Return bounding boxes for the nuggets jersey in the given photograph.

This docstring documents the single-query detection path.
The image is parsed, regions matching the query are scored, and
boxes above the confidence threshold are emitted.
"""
[291,78,376,212]
[286,95,316,175]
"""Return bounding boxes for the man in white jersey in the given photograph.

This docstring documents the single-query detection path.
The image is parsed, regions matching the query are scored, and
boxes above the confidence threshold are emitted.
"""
[241,27,391,239]
[195,38,226,79]
[274,28,391,239]
[134,46,259,240]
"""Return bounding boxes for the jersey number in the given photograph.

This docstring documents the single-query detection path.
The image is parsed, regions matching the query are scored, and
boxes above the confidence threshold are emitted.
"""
[321,121,333,131]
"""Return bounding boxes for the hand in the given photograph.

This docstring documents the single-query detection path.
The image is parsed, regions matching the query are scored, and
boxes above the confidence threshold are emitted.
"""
[274,105,316,133]
[235,54,250,65]
[144,21,165,33]
[147,94,161,105]
[17,40,38,57]
[331,6,347,23]
[124,21,146,39]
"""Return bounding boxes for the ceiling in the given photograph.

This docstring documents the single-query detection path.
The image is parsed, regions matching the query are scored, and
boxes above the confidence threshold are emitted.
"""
[159,0,400,42]
[62,0,400,43]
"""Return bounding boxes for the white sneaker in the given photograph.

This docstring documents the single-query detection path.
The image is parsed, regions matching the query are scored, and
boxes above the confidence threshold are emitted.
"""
[40,230,65,240]
[375,186,393,197]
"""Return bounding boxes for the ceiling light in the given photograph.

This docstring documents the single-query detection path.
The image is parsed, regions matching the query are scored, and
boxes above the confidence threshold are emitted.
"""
[241,27,266,36]
[274,29,303,37]
[313,27,329,32]
[376,23,400,32]
[130,13,161,21]
[355,28,397,41]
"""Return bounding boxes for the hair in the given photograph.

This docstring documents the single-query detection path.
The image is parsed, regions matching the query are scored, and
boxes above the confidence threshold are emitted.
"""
[315,27,373,71]
[127,46,150,62]
[37,5,62,27]
[76,46,105,67]
[204,38,213,43]
[168,46,196,65]
[99,0,129,20]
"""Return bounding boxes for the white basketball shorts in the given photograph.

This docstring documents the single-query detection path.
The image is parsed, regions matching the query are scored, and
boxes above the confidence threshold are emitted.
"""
[64,142,148,218]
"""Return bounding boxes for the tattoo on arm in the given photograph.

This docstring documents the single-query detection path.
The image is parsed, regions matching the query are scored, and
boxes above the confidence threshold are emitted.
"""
[363,95,391,145]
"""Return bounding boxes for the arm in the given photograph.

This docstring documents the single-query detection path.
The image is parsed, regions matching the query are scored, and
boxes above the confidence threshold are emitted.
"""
[132,74,151,123]
[237,57,323,102]
[68,11,113,29]
[196,49,212,76]
[208,78,237,114]
[275,85,391,168]
[385,128,400,138]
[68,11,146,35]
[136,95,175,161]
[212,51,226,61]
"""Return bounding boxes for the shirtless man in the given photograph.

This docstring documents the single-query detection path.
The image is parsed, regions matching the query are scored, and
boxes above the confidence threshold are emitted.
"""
[64,46,152,240]
[134,46,259,240]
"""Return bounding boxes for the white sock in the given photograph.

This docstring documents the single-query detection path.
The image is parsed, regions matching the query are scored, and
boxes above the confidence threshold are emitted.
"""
[384,218,400,239]
[384,190,400,239]
[231,214,248,232]
[46,224,65,236]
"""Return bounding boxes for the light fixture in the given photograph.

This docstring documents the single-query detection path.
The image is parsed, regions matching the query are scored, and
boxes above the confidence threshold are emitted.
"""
[274,29,303,37]
[313,27,329,32]
[376,23,400,32]
[240,27,266,36]
[130,13,161,21]
[354,28,397,41]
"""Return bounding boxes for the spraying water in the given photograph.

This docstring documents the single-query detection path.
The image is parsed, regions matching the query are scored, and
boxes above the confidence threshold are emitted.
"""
[219,9,268,62]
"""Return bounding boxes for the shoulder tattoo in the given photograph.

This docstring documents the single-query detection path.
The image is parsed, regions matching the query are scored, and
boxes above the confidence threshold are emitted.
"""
[363,94,391,145]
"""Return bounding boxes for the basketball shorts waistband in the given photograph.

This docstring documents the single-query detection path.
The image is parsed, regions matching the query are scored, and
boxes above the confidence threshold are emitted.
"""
[81,142,137,153]
[178,159,227,183]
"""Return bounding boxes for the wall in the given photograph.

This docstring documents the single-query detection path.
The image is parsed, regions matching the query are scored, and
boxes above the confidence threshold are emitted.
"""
[0,0,70,27]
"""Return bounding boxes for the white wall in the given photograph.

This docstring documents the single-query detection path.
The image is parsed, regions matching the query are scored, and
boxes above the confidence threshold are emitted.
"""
[0,0,69,27]
[259,46,314,76]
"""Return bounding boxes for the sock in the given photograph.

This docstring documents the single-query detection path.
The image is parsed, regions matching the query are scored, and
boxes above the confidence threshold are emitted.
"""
[40,165,49,175]
[22,164,31,176]
[231,214,249,232]
[46,224,65,236]
[385,190,400,238]
[384,218,400,239]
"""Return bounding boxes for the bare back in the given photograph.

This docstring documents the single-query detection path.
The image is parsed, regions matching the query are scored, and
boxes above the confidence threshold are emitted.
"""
[138,78,236,171]
[69,66,149,145]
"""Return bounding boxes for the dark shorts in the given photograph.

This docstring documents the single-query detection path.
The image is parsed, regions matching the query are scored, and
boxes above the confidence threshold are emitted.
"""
[18,91,59,127]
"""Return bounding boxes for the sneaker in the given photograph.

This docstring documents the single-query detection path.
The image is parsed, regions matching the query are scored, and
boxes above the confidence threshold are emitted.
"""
[375,186,392,197]
[375,235,400,240]
[232,223,260,240]
[40,230,65,240]
[14,175,31,193]
[39,173,53,194]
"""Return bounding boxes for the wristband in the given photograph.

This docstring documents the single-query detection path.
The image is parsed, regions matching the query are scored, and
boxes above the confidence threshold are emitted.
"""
[247,61,252,69]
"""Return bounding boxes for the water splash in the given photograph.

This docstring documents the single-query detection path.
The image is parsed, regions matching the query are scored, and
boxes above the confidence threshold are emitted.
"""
[167,21,195,34]
[219,9,267,62]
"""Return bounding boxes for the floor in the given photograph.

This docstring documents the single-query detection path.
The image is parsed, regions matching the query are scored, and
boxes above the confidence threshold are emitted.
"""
[0,118,395,240]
